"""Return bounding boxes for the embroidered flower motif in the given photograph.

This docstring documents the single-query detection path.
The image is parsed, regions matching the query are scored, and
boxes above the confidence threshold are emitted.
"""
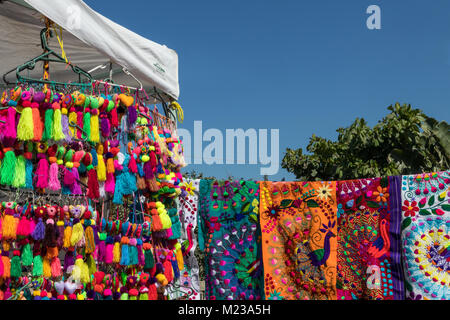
[402,200,419,217]
[268,289,283,300]
[264,205,281,220]
[373,186,389,203]
[317,185,332,200]
[337,203,344,218]
[182,181,196,196]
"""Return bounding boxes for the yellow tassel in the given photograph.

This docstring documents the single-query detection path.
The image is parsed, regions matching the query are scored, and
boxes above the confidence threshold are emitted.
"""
[175,243,184,271]
[1,256,10,279]
[68,110,77,138]
[90,113,100,143]
[63,225,72,249]
[17,106,34,141]
[2,215,18,240]
[106,158,115,174]
[52,108,66,141]
[155,274,168,287]
[96,145,106,182]
[74,257,89,284]
[43,258,52,278]
[70,222,84,247]
[113,242,121,263]
[84,226,95,254]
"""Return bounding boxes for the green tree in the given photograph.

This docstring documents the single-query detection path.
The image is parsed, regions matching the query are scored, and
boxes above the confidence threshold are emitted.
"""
[282,103,450,181]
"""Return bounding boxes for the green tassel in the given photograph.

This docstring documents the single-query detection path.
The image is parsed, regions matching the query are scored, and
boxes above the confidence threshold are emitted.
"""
[86,254,97,276]
[21,243,33,266]
[12,155,26,188]
[32,255,43,277]
[10,255,22,278]
[42,108,54,141]
[82,111,91,140]
[0,150,16,186]
[144,249,155,269]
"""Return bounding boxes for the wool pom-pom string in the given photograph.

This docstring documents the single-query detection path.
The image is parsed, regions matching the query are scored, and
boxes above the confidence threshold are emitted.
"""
[17,103,34,141]
[12,155,26,188]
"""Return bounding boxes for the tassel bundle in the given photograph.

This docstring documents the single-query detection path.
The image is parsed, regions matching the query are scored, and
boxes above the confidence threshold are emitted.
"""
[52,102,66,141]
[31,102,43,141]
[119,236,130,266]
[1,148,17,186]
[17,100,34,141]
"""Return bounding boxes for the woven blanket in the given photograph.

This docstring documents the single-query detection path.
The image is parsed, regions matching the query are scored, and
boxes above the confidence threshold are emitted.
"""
[198,179,264,300]
[259,181,337,300]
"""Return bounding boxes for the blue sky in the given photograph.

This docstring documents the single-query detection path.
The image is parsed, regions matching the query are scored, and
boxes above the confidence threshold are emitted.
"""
[86,0,450,181]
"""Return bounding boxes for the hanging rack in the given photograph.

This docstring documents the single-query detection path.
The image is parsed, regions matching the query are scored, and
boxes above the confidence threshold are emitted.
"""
[2,27,93,87]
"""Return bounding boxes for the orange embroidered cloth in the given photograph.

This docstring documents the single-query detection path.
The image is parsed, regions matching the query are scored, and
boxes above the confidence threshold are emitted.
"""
[259,181,337,300]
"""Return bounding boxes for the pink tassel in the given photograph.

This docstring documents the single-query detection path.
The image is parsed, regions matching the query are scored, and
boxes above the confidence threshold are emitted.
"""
[51,257,62,278]
[76,111,83,139]
[64,167,75,186]
[48,162,61,191]
[4,106,17,146]
[97,241,106,263]
[137,244,145,266]
[34,157,49,189]
[71,167,82,195]
[28,219,36,237]
[105,243,113,264]
[16,216,29,237]
[128,154,138,174]
[104,172,115,194]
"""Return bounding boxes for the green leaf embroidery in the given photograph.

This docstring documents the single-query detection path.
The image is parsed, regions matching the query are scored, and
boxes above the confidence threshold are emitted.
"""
[241,202,251,213]
[405,281,413,293]
[280,199,293,208]
[428,196,435,206]
[306,200,319,208]
[356,195,363,205]
[418,199,426,208]
[401,217,412,230]
[419,209,432,216]
[367,201,380,208]
[441,204,450,212]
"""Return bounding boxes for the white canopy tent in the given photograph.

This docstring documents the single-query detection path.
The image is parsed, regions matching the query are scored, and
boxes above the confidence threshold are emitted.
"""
[0,0,180,101]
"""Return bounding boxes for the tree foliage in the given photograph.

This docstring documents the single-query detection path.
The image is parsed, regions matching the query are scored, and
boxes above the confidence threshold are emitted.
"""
[282,103,450,181]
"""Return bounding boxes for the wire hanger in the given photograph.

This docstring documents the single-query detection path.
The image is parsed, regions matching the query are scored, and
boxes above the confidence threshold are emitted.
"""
[2,27,93,87]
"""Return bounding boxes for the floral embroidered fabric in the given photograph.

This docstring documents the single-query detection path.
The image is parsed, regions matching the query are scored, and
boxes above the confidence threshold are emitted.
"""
[167,179,201,300]
[336,176,404,300]
[400,171,450,300]
[259,181,337,300]
[198,179,264,300]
